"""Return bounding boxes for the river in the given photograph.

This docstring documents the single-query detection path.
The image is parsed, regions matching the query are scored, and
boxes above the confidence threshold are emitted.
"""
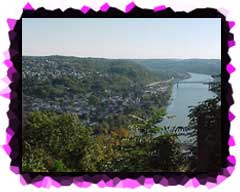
[160,72,216,128]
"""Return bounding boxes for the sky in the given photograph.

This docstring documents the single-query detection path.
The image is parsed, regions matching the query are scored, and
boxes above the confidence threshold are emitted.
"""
[22,18,221,59]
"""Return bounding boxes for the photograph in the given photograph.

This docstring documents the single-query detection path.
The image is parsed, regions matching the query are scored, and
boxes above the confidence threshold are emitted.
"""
[22,18,221,173]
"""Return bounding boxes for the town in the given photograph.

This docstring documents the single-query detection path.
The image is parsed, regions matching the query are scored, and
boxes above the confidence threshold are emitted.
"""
[22,57,172,128]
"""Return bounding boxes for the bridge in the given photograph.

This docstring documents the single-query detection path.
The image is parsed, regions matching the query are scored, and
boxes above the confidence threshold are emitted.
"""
[177,81,218,84]
[176,80,219,89]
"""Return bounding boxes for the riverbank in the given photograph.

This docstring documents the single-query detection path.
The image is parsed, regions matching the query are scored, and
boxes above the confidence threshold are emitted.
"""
[156,72,217,160]
[172,72,191,83]
[160,72,216,127]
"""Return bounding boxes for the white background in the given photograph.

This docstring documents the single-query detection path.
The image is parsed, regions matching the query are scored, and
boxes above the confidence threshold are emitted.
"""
[0,0,239,191]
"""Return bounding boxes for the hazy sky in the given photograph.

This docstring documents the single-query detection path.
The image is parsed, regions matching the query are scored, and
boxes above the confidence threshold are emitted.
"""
[22,18,221,59]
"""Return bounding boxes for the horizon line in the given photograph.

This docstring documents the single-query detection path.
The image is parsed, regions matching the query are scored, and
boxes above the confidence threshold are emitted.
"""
[22,54,221,60]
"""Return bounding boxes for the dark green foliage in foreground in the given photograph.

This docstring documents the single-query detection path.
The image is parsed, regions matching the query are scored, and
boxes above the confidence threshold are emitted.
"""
[186,96,221,171]
[22,112,92,172]
[22,110,187,172]
[22,97,221,172]
[22,56,221,172]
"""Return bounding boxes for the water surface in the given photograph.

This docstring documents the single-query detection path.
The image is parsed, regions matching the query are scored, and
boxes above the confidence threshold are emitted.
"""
[160,72,216,127]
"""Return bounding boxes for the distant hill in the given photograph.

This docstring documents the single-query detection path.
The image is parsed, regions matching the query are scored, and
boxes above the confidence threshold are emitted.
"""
[22,56,174,131]
[22,56,220,131]
[134,59,221,80]
[22,57,221,97]
[22,56,160,98]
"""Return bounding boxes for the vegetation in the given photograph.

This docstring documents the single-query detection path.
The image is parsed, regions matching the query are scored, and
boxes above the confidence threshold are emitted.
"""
[185,74,221,171]
[22,56,221,172]
[22,110,187,172]
[22,56,161,97]
[135,59,221,80]
[22,96,221,172]
[22,56,172,131]
[22,112,92,172]
[187,96,221,171]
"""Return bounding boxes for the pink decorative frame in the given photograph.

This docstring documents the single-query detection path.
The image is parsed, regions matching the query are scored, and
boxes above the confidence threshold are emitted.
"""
[1,2,236,189]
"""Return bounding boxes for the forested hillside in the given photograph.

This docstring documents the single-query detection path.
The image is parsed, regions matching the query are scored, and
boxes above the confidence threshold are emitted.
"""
[22,56,171,132]
[22,56,221,172]
[23,56,182,172]
[135,59,221,80]
[23,56,160,98]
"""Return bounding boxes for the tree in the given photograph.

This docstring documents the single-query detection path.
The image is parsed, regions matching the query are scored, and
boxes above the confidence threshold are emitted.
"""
[23,109,188,172]
[22,111,93,172]
[187,97,221,171]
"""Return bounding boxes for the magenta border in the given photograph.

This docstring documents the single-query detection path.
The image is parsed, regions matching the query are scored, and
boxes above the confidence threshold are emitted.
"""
[0,1,236,189]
